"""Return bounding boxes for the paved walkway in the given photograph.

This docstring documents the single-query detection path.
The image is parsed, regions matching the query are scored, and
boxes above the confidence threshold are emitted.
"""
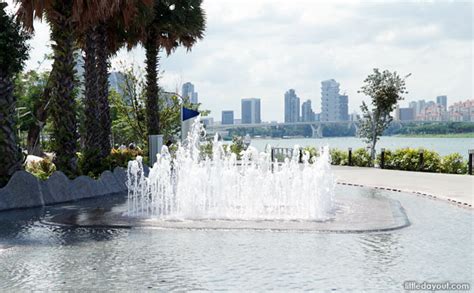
[332,166,474,208]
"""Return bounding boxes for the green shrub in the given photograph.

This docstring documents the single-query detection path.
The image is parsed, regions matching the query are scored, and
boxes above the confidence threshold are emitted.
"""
[25,158,56,180]
[78,149,109,177]
[377,148,441,172]
[199,140,213,160]
[441,153,467,174]
[230,136,245,160]
[303,146,319,161]
[109,148,143,169]
[330,148,348,165]
[352,148,372,167]
[422,149,442,172]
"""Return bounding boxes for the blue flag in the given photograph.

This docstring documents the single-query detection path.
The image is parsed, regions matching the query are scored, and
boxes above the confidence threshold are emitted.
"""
[182,107,200,121]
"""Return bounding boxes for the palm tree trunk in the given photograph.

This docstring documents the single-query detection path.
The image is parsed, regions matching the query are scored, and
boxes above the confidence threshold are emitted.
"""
[49,0,79,177]
[81,26,102,174]
[96,23,111,159]
[145,28,160,135]
[0,70,22,187]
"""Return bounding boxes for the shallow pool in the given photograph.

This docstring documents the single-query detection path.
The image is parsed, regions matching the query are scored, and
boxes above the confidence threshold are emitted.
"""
[0,186,472,291]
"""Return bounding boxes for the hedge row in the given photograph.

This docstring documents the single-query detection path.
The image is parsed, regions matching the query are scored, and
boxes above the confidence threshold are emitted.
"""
[302,147,469,175]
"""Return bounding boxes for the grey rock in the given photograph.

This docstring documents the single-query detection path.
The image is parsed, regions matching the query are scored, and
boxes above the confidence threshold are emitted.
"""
[70,176,97,200]
[42,171,74,204]
[113,167,128,191]
[0,166,130,211]
[0,171,43,210]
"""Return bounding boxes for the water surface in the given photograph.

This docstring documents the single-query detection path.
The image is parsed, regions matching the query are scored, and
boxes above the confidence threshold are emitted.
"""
[0,186,472,291]
[251,136,474,157]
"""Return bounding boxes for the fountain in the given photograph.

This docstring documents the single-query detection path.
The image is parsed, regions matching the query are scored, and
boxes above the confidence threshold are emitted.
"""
[41,116,409,232]
[127,117,336,221]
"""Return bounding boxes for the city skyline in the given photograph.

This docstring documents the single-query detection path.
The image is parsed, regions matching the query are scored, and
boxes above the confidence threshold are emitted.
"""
[8,0,472,122]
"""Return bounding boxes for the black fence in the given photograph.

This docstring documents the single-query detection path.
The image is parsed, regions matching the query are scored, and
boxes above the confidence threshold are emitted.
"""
[270,147,303,163]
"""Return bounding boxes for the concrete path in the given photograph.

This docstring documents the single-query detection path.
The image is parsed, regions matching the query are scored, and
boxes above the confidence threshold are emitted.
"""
[332,166,474,208]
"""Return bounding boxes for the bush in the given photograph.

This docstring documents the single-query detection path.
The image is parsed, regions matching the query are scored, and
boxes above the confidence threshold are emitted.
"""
[377,148,441,172]
[109,148,143,169]
[330,148,348,165]
[230,136,245,160]
[79,147,144,177]
[78,149,110,177]
[303,146,319,161]
[25,158,56,180]
[441,153,467,174]
[352,148,372,167]
[422,149,442,173]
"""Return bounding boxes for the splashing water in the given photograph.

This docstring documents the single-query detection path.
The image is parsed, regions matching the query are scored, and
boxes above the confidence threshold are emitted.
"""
[127,118,336,221]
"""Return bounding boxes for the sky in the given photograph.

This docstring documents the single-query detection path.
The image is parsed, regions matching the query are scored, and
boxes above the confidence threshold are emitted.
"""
[6,0,474,122]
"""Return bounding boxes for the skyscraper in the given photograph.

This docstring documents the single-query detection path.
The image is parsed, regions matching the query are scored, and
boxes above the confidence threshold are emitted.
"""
[411,99,426,118]
[284,89,300,122]
[301,100,315,122]
[321,79,348,121]
[338,94,349,121]
[182,82,198,104]
[222,110,234,125]
[436,95,447,111]
[241,98,261,124]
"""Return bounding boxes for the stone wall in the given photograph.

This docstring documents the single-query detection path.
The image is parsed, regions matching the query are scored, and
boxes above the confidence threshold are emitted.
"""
[0,167,128,211]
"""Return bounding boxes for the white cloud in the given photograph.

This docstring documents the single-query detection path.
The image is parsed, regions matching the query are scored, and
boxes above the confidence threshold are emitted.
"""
[6,0,473,122]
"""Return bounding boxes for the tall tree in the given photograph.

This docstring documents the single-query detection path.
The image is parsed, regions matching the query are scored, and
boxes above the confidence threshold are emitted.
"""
[357,69,410,161]
[76,0,151,175]
[74,1,112,175]
[142,0,206,136]
[17,0,80,176]
[0,2,30,187]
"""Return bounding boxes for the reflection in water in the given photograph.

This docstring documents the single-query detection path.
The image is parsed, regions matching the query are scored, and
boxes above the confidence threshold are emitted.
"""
[0,186,472,291]
[359,233,403,289]
[0,194,129,247]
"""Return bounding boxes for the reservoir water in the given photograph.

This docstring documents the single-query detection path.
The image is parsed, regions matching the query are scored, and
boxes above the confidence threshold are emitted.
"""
[251,136,474,157]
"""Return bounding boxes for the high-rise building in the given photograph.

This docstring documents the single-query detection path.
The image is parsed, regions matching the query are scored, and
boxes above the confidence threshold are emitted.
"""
[409,101,417,111]
[396,107,415,121]
[416,100,426,116]
[338,94,349,121]
[241,98,261,124]
[301,100,315,122]
[417,103,446,121]
[284,89,300,122]
[448,99,474,122]
[182,82,198,104]
[436,95,447,111]
[221,110,234,125]
[321,79,348,121]
[314,113,321,121]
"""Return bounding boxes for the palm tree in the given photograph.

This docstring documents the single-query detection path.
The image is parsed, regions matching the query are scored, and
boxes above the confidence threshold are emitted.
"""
[76,0,151,175]
[95,0,152,160]
[142,0,206,135]
[0,2,30,187]
[17,0,80,177]
[75,2,117,174]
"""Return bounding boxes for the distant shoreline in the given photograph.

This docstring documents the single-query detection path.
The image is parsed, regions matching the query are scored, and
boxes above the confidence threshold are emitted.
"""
[394,133,474,138]
[249,133,474,140]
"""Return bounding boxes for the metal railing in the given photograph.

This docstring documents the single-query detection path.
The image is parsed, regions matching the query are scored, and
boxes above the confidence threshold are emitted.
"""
[270,147,303,163]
